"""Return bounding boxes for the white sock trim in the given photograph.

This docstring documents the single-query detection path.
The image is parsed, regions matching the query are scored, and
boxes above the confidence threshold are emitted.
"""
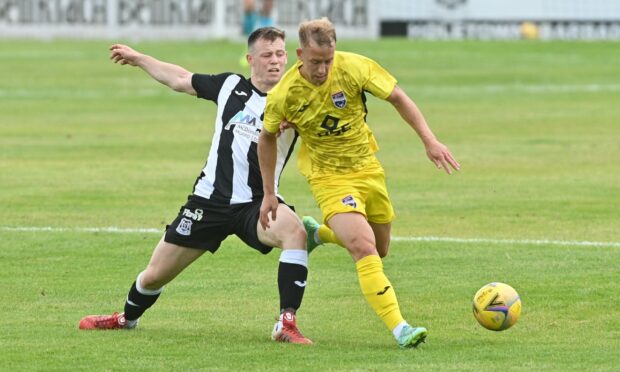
[125,318,139,329]
[136,271,164,296]
[314,230,322,244]
[279,249,308,268]
[392,321,408,339]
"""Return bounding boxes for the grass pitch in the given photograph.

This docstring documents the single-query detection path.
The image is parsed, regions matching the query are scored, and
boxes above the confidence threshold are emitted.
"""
[1,39,619,370]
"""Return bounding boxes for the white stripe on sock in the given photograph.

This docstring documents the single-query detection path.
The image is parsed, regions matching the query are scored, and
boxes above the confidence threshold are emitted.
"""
[136,271,164,295]
[279,249,308,268]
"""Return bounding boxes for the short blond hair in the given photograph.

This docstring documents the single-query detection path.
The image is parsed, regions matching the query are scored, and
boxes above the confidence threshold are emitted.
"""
[298,17,337,47]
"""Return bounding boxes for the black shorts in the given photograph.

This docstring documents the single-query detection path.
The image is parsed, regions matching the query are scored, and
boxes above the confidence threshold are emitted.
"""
[164,194,289,254]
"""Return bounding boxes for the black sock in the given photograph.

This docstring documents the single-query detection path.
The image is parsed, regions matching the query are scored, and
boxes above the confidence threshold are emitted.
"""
[278,262,308,312]
[123,281,162,321]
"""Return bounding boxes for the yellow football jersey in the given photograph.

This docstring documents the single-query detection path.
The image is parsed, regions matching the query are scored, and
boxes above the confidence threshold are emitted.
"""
[263,51,397,178]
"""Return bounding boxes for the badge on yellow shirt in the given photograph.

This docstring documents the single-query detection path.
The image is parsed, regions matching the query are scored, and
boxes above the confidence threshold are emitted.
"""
[331,91,346,109]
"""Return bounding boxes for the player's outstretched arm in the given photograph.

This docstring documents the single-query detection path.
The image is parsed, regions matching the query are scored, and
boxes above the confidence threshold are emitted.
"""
[387,85,460,174]
[109,44,196,96]
[257,129,280,230]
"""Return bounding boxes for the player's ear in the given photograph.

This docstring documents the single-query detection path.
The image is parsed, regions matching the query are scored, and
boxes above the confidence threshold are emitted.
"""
[296,48,302,59]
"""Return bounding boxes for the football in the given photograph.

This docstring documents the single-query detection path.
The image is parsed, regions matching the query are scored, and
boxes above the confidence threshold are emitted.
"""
[473,282,521,331]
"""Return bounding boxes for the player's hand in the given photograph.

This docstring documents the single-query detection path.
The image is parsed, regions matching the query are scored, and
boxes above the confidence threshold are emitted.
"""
[109,44,140,66]
[425,140,460,174]
[277,120,297,137]
[259,194,279,230]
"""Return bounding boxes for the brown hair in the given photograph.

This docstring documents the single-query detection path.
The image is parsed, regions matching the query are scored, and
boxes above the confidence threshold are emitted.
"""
[298,17,337,47]
[248,26,286,50]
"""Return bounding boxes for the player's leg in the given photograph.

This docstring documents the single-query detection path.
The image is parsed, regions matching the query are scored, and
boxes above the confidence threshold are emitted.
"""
[260,0,273,17]
[365,170,427,347]
[256,203,308,314]
[122,196,229,327]
[257,203,305,249]
[80,195,221,330]
[239,0,257,66]
[328,213,425,347]
[257,0,274,27]
[250,203,312,344]
[369,221,391,258]
[123,237,206,324]
[242,0,257,36]
[302,215,344,252]
[365,168,394,258]
[328,212,403,332]
[78,238,205,330]
[327,212,377,260]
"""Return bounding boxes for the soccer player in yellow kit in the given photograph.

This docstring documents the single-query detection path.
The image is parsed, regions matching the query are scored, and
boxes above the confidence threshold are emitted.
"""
[258,18,460,348]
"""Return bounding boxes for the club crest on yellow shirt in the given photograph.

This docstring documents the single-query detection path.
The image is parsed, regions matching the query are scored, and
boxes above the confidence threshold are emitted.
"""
[342,195,357,208]
[331,91,347,109]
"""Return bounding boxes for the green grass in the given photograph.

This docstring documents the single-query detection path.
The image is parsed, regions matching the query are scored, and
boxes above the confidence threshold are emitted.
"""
[1,39,619,370]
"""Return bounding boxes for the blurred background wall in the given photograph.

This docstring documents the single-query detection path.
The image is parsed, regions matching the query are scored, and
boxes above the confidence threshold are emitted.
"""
[1,0,619,40]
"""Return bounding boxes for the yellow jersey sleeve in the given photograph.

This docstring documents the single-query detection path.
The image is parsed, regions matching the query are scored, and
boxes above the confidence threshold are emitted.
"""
[263,91,285,134]
[356,53,397,100]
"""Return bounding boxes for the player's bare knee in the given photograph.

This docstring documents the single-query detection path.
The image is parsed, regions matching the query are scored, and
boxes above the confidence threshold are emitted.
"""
[347,236,378,258]
[140,269,166,290]
[273,222,306,248]
[288,224,307,248]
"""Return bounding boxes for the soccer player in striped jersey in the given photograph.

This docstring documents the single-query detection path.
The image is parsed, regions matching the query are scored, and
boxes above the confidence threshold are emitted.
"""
[79,27,326,344]
[258,18,460,348]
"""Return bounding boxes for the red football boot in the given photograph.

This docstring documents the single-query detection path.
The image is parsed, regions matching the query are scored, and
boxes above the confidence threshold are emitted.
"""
[79,312,130,330]
[271,310,312,344]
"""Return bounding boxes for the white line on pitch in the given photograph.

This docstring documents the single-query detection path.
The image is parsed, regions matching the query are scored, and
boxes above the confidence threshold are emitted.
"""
[1,226,619,248]
[391,236,620,248]
[0,226,162,234]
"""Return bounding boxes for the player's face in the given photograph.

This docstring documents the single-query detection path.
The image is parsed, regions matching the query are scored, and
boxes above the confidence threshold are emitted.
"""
[297,40,335,86]
[248,37,287,86]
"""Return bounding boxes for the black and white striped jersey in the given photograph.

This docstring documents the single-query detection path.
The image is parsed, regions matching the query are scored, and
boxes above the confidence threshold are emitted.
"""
[191,73,297,204]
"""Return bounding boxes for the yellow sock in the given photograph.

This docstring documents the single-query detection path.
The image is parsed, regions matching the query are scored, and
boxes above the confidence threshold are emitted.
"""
[355,255,404,331]
[317,224,343,247]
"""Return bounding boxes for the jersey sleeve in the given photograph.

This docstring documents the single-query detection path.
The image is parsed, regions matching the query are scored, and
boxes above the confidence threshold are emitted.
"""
[263,90,286,134]
[358,55,397,100]
[191,73,232,102]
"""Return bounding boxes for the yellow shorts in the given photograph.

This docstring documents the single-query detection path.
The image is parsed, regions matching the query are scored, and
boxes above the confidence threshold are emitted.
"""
[309,164,395,224]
